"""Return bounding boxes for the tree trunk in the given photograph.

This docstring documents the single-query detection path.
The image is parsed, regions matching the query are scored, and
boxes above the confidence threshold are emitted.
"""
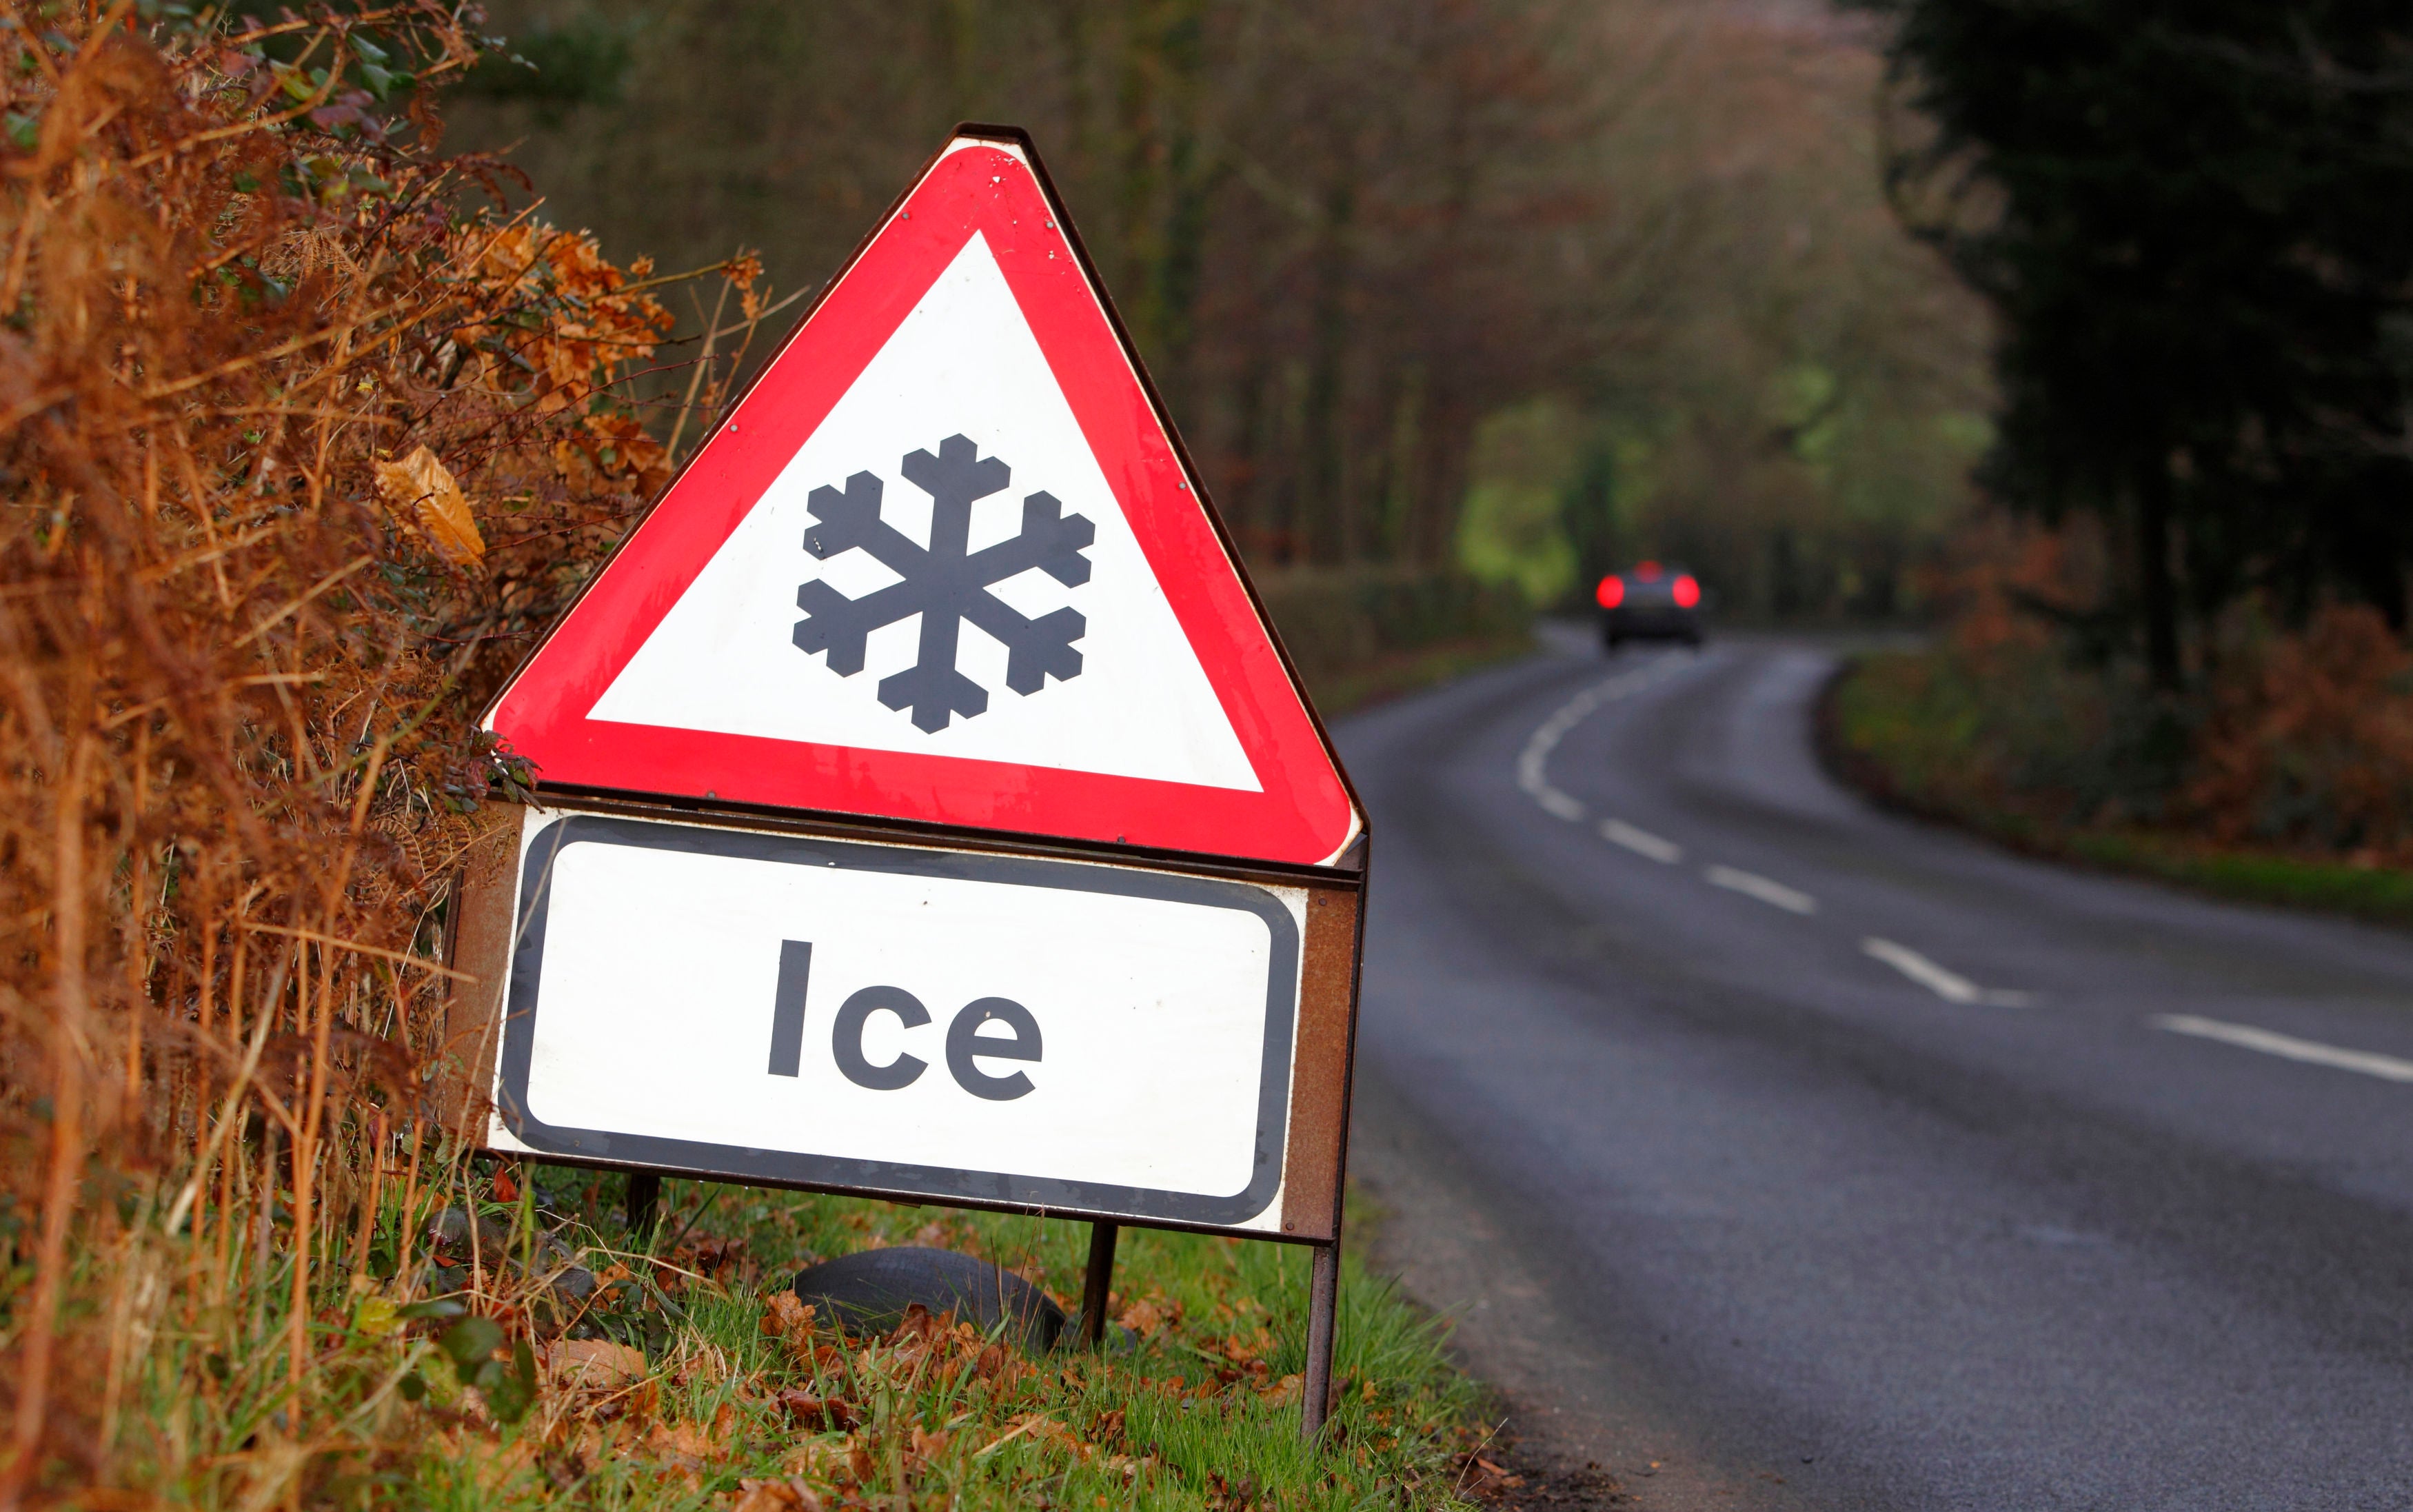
[1302,177,1355,566]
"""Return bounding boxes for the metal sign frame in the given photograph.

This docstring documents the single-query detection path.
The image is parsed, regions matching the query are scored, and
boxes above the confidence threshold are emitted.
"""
[447,123,1370,1439]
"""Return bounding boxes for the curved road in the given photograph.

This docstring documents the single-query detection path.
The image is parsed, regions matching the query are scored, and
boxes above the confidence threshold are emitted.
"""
[1340,630,2413,1510]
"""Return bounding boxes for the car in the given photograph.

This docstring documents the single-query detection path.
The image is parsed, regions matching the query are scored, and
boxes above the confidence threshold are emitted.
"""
[1596,561,1703,649]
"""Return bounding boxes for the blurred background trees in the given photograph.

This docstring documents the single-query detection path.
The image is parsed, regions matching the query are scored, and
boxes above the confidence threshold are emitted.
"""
[445,0,1993,619]
[1827,1,2413,879]
[1863,0,2413,683]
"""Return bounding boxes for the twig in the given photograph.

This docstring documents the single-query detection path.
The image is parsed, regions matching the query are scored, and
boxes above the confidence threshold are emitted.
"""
[656,1185,724,1260]
[663,275,734,463]
[230,556,375,649]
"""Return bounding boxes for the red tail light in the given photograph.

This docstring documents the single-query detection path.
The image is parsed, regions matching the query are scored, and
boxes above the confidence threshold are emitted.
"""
[1673,574,1702,609]
[1595,574,1626,609]
[1635,560,1662,580]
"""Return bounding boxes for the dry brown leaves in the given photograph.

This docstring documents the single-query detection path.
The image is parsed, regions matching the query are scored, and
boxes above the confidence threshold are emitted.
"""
[731,1477,827,1512]
[2188,603,2413,860]
[0,6,758,1499]
[1115,1291,1173,1336]
[542,1338,648,1391]
[452,223,674,416]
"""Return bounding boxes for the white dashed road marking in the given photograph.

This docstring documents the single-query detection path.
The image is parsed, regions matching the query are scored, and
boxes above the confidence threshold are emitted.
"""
[1864,937,1979,1002]
[2152,1014,2413,1084]
[1510,651,2413,1093]
[1536,789,1586,823]
[1601,818,1682,864]
[1515,656,1693,824]
[1706,865,1817,915]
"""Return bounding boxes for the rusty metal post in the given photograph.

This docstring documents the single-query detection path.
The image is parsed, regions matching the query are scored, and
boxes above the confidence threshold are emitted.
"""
[1078,1220,1118,1347]
[626,1171,661,1240]
[1300,1239,1341,1440]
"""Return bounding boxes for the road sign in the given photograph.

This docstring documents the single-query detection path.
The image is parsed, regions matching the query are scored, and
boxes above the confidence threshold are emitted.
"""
[483,130,1360,869]
[452,127,1369,1439]
[456,806,1354,1235]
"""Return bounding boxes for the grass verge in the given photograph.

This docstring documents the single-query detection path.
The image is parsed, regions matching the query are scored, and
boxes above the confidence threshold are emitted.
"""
[129,1159,1497,1511]
[1821,652,2413,929]
[1304,634,1537,719]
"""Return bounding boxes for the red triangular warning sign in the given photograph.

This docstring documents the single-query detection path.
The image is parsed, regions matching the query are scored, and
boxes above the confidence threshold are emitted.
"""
[486,130,1360,867]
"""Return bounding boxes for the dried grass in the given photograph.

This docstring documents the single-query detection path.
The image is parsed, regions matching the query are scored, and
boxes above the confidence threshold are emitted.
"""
[0,7,771,1504]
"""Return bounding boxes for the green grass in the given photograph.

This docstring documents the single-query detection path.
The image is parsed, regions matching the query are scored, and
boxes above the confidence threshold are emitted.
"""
[125,1161,1491,1511]
[2059,829,2413,923]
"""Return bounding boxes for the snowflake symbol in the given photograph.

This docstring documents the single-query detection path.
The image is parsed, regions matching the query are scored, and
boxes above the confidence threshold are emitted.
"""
[792,434,1094,732]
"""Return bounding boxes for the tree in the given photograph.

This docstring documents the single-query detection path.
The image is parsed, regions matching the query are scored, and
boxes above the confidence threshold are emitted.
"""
[1861,0,2413,686]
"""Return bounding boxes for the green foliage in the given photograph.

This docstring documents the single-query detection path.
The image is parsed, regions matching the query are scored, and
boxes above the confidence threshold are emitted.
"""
[1458,480,1578,608]
[435,1317,538,1424]
[1457,399,1585,607]
[460,15,637,122]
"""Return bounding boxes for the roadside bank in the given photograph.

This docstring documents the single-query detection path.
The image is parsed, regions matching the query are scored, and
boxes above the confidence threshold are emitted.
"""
[1819,646,2413,929]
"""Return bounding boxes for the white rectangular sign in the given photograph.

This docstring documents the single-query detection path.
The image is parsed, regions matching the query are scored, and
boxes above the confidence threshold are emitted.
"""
[486,809,1305,1230]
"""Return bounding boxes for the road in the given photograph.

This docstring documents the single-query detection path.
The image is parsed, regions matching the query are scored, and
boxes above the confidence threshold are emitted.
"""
[1338,629,2413,1511]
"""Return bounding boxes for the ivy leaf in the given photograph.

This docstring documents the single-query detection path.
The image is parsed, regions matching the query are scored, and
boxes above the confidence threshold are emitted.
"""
[481,1338,539,1424]
[395,1296,465,1321]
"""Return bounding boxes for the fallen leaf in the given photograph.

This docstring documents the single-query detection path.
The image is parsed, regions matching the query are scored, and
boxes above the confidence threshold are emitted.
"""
[545,1338,647,1389]
[645,1419,718,1468]
[776,1390,859,1433]
[909,1424,952,1465]
[731,1478,822,1512]
[1115,1299,1163,1335]
[374,445,484,566]
[763,1291,816,1343]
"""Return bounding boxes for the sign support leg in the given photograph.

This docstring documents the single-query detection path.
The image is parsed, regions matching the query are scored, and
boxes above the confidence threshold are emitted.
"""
[1301,1238,1341,1441]
[1078,1220,1118,1347]
[626,1171,661,1241]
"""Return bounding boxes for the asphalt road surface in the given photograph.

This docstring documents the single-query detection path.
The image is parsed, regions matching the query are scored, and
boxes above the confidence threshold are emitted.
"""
[1339,629,2413,1511]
